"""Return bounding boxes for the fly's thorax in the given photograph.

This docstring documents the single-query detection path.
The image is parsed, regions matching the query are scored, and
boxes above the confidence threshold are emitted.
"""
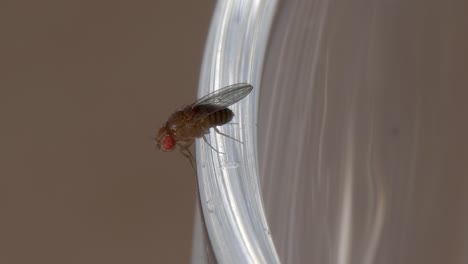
[165,108,208,141]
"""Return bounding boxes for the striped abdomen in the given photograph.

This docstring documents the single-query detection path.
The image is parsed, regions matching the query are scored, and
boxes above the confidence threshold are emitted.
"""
[207,108,234,127]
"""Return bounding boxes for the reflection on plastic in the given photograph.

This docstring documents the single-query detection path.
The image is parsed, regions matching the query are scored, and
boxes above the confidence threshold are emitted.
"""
[259,0,468,263]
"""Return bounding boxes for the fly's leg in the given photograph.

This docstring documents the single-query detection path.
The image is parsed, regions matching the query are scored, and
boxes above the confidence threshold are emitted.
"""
[181,148,195,170]
[202,135,225,154]
[178,143,196,170]
[213,127,243,144]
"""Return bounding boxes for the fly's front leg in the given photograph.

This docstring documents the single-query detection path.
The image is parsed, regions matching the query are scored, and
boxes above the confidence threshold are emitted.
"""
[178,142,195,170]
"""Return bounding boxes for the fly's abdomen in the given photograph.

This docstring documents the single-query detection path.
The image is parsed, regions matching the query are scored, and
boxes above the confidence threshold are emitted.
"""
[208,108,234,127]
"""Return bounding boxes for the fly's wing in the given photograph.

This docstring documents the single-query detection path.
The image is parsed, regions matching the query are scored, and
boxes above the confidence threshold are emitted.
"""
[191,83,253,118]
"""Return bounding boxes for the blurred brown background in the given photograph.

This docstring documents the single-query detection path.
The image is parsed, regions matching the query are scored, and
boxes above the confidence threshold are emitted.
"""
[0,1,215,263]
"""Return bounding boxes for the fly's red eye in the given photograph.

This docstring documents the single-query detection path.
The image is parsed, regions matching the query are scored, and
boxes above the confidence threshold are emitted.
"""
[162,135,175,151]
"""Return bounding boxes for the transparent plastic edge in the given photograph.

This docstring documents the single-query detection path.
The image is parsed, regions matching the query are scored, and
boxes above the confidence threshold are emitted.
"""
[193,0,280,263]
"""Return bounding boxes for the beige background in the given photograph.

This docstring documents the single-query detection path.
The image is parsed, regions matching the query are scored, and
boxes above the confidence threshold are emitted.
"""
[0,1,215,263]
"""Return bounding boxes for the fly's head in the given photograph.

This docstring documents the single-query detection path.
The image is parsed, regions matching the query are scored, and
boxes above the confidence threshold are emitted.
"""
[156,125,176,152]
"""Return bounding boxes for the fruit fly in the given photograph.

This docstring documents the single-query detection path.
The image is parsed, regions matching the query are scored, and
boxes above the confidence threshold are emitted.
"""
[155,83,253,168]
